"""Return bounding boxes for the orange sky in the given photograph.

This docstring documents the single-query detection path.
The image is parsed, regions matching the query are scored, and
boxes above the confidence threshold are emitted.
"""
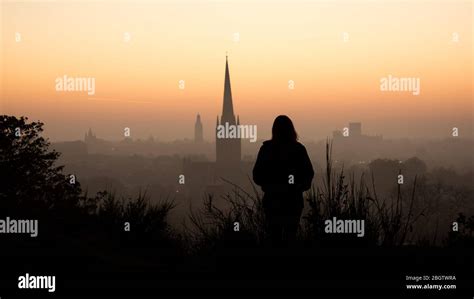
[1,0,472,141]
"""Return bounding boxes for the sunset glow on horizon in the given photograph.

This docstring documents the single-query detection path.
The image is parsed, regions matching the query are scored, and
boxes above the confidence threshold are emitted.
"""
[1,0,472,141]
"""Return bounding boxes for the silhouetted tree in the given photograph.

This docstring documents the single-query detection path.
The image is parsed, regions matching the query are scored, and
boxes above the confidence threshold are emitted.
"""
[0,115,183,273]
[402,157,427,176]
[0,115,81,215]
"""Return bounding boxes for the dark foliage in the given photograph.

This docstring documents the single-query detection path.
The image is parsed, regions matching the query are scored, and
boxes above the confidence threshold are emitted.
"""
[0,115,182,272]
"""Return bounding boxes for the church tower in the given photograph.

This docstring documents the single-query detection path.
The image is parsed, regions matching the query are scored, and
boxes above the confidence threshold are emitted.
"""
[194,114,203,142]
[84,128,96,143]
[216,56,241,173]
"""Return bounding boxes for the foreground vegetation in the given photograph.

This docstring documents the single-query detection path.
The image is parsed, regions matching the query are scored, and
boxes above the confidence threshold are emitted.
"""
[1,115,472,274]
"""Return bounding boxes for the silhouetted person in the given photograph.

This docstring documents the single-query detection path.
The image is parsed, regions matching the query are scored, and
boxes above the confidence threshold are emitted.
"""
[253,115,314,245]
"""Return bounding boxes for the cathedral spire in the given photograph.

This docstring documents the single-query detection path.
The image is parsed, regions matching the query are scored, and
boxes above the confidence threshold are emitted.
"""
[194,113,203,142]
[221,55,235,123]
[215,56,241,167]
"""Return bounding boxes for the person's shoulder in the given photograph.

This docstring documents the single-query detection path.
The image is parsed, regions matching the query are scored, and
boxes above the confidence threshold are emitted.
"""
[295,141,307,150]
[257,140,272,156]
[295,142,310,155]
[258,140,270,150]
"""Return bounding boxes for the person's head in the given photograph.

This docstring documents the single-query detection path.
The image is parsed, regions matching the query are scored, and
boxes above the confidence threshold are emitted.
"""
[271,115,298,143]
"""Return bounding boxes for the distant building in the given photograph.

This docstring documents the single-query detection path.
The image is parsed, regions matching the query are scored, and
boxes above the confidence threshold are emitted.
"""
[333,122,382,141]
[331,122,383,165]
[349,122,362,137]
[83,128,111,154]
[194,114,203,143]
[215,56,242,178]
[183,56,248,199]
[84,128,97,143]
